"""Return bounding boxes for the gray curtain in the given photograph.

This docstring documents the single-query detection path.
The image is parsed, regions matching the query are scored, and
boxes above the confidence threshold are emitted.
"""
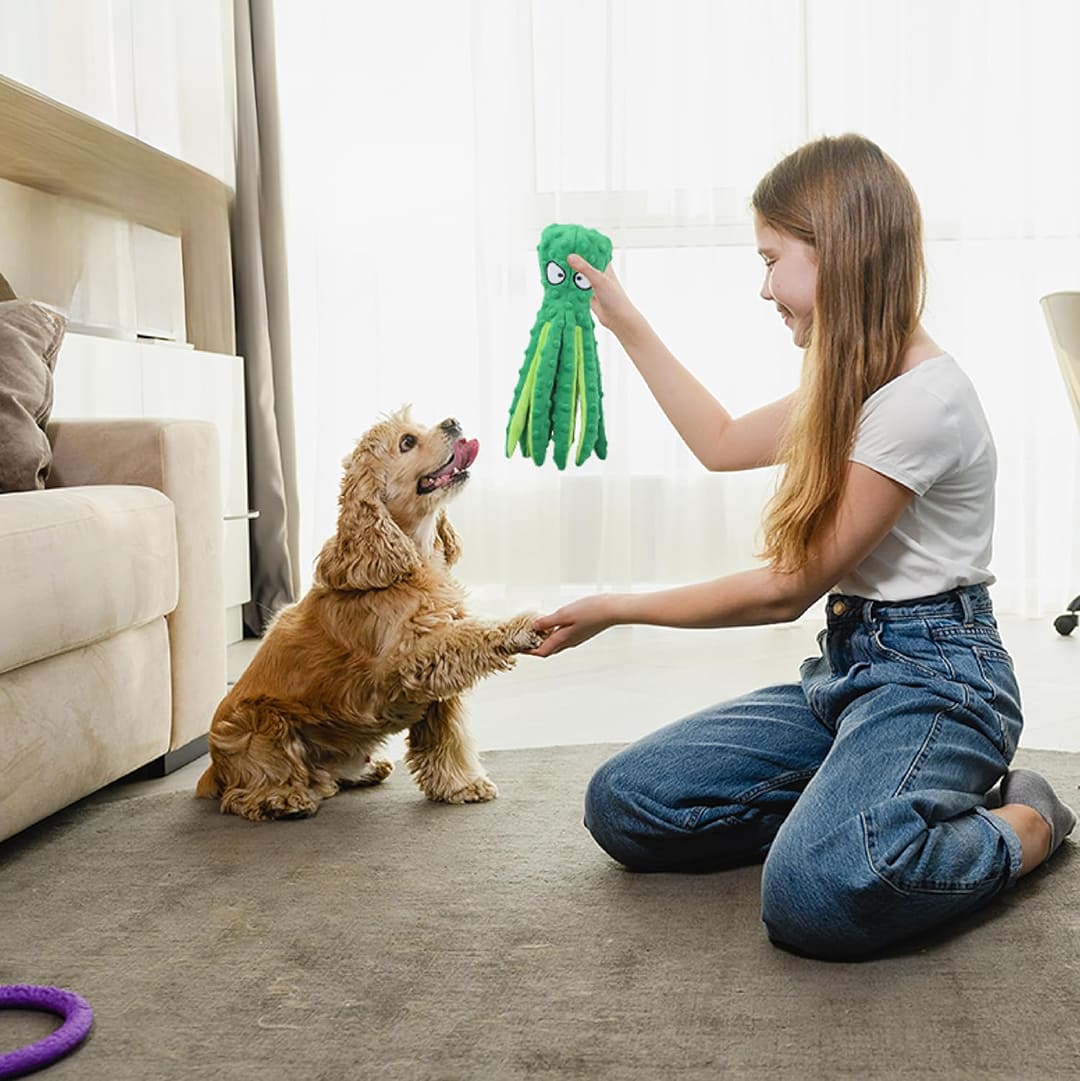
[233,0,301,634]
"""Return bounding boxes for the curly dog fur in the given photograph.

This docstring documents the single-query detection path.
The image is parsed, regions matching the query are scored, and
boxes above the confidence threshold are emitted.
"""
[196,408,542,821]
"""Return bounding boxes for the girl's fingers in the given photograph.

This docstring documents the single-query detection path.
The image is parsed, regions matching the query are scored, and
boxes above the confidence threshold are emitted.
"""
[567,253,602,285]
[529,627,571,657]
[526,617,572,655]
[532,612,564,633]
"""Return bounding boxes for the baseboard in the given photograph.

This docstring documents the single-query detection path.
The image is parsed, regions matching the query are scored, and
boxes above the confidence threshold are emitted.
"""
[127,734,209,780]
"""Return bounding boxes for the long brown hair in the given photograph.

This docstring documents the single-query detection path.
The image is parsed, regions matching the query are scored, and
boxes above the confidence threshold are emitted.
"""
[753,133,926,572]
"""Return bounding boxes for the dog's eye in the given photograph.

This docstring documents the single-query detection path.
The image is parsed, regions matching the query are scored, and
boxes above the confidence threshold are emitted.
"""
[399,434,417,452]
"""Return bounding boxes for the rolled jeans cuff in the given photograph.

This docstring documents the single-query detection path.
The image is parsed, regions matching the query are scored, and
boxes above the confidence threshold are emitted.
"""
[975,805,1025,884]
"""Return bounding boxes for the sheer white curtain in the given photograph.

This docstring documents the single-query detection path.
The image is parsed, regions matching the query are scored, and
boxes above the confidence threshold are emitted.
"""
[275,0,1080,618]
[0,0,235,333]
[0,0,234,184]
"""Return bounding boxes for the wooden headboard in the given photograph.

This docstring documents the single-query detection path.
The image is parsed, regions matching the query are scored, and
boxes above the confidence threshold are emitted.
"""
[0,73,234,355]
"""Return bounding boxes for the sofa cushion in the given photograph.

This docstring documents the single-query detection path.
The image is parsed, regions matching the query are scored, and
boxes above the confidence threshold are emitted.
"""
[0,299,67,493]
[0,485,179,674]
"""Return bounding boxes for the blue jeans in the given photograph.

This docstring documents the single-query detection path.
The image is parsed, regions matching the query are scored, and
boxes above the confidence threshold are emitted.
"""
[584,585,1025,959]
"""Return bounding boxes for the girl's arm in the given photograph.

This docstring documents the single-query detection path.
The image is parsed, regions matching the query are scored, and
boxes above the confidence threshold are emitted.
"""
[530,462,913,656]
[570,254,793,471]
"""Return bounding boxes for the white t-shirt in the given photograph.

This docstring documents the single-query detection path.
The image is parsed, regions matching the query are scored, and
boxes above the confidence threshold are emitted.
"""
[835,353,997,601]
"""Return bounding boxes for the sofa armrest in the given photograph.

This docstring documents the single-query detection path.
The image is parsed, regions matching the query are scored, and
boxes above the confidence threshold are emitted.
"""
[46,418,227,751]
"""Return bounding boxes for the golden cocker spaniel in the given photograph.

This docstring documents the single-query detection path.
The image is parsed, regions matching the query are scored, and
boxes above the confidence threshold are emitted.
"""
[196,408,543,821]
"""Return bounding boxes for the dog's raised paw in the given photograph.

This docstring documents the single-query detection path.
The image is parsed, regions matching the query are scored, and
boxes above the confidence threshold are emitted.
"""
[501,614,545,653]
[509,627,546,652]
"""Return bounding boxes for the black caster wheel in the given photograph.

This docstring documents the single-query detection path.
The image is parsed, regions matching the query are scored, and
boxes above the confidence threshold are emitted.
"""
[1054,612,1078,636]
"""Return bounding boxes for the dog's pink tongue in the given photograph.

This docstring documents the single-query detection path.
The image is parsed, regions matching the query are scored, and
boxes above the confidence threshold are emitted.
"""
[454,438,479,470]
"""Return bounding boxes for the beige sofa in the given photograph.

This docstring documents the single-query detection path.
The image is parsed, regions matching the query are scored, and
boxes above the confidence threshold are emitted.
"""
[0,417,226,842]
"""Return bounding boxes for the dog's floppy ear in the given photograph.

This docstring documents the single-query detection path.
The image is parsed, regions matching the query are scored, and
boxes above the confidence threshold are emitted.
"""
[314,471,420,591]
[435,508,462,567]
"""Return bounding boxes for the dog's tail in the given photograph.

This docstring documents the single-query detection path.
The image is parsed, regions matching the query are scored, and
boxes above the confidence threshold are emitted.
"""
[195,763,221,800]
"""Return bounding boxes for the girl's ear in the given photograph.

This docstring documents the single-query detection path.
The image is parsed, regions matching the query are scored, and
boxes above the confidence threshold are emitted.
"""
[435,508,462,567]
[314,481,420,591]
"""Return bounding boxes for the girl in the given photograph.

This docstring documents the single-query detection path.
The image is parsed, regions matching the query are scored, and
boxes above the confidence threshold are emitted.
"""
[528,134,1075,960]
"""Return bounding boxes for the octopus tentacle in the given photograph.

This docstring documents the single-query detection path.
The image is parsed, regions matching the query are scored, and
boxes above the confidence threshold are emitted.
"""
[528,311,563,464]
[594,402,608,460]
[572,326,588,465]
[580,323,606,462]
[571,324,594,466]
[551,320,580,469]
[505,319,549,456]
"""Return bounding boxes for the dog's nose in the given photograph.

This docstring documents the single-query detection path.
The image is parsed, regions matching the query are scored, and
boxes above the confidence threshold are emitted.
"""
[440,417,462,437]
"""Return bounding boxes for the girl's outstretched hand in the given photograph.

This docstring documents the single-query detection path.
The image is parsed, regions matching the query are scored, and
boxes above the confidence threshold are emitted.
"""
[527,594,621,658]
[567,254,640,337]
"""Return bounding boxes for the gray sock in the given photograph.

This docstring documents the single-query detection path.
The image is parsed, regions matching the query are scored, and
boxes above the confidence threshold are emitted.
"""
[1000,769,1077,858]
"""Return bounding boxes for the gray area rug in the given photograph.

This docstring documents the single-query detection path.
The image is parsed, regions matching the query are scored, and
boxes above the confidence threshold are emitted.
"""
[1,744,1078,1081]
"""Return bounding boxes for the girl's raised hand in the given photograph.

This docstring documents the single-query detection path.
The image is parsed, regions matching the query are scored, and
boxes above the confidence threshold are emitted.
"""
[526,594,621,658]
[567,254,639,336]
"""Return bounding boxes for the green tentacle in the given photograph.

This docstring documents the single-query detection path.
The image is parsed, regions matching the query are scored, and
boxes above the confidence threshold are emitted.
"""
[572,328,587,464]
[570,326,596,466]
[505,319,550,457]
[528,313,562,465]
[594,400,608,460]
[575,321,602,465]
[551,320,580,470]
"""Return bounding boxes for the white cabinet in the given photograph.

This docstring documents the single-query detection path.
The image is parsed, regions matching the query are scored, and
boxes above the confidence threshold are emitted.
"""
[51,332,253,643]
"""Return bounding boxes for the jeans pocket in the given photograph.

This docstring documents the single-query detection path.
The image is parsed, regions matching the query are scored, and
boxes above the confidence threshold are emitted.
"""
[799,630,833,721]
[862,795,1008,895]
[871,620,949,680]
[970,646,1023,759]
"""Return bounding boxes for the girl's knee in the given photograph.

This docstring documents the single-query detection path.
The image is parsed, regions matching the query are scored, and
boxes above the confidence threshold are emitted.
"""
[583,755,616,825]
[585,753,772,872]
[760,838,884,960]
[583,756,654,870]
[584,752,710,871]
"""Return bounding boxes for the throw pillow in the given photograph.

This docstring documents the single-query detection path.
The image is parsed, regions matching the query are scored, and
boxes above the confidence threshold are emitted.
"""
[0,298,67,493]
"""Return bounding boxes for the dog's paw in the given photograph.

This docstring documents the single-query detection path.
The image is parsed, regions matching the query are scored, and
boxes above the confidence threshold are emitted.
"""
[223,786,320,821]
[337,756,394,788]
[265,789,321,819]
[499,613,547,654]
[442,776,498,804]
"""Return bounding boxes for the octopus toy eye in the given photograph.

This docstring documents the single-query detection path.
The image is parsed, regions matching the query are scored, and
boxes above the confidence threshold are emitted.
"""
[572,271,591,291]
[545,260,566,285]
[399,434,417,452]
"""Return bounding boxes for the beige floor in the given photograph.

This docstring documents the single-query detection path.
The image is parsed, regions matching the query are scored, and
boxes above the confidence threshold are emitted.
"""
[94,612,1078,805]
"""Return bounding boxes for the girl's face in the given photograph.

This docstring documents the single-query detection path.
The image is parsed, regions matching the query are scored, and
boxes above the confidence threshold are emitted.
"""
[754,215,817,349]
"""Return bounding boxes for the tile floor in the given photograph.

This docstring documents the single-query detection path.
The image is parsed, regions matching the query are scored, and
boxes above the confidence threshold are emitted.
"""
[95,611,1078,805]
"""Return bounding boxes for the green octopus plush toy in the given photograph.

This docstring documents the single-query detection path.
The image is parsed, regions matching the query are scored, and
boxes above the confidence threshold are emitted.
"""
[505,223,613,469]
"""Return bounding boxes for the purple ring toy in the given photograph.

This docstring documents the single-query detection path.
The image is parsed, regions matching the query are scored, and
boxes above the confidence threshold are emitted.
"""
[0,985,93,1079]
